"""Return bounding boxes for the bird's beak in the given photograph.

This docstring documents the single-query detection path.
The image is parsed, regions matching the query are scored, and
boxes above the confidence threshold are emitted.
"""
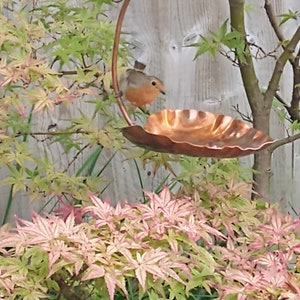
[160,90,166,95]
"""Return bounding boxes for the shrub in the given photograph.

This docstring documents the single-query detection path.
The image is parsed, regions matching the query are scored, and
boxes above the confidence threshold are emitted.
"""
[0,187,222,300]
[1,185,300,299]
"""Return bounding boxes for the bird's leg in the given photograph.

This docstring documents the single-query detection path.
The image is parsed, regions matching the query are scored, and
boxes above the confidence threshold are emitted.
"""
[138,107,150,116]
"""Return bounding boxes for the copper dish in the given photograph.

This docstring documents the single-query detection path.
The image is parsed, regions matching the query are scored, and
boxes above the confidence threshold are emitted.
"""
[122,109,274,158]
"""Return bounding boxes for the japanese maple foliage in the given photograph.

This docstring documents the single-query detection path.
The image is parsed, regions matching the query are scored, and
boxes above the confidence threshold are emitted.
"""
[215,207,300,300]
[1,186,300,300]
[0,187,222,299]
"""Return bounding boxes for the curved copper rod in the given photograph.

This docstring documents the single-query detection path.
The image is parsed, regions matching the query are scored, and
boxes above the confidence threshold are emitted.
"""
[111,0,133,126]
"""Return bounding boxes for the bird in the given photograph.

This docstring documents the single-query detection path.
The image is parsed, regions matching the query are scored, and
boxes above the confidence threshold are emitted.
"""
[118,66,165,109]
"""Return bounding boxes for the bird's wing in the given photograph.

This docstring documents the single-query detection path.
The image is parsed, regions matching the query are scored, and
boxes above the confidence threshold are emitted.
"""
[127,69,148,87]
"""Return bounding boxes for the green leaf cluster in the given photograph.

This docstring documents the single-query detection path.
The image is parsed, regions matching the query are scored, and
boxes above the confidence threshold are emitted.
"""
[0,0,131,223]
[279,9,299,26]
[192,20,246,63]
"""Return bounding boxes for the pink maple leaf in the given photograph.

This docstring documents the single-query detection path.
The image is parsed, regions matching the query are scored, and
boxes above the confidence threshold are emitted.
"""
[281,277,300,299]
[134,248,170,291]
[82,264,105,281]
[104,269,128,300]
[84,191,128,231]
[54,196,84,224]
[259,208,300,244]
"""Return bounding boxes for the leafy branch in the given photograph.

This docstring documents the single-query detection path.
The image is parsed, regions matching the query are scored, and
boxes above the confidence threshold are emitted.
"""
[0,0,132,223]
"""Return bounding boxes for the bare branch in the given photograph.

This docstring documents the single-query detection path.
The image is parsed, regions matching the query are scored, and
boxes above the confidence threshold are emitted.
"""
[63,144,90,173]
[268,131,300,152]
[264,0,286,46]
[289,201,299,216]
[273,92,300,122]
[248,42,279,60]
[274,92,290,110]
[232,104,253,123]
[264,26,300,105]
[290,47,300,119]
[264,0,298,66]
[265,1,300,122]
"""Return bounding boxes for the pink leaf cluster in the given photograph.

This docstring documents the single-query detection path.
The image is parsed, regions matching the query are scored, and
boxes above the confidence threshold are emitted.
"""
[2,186,300,299]
[215,208,300,299]
[0,187,221,299]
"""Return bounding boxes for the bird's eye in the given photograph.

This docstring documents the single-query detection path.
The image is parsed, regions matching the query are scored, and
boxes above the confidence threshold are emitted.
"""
[151,80,157,86]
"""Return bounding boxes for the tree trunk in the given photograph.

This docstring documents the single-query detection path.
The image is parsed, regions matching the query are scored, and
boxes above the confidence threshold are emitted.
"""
[229,0,273,199]
[253,150,272,200]
[251,100,273,200]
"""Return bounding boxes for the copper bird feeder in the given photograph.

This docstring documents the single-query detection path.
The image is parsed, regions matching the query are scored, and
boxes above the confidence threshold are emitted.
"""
[122,109,274,158]
[112,0,274,158]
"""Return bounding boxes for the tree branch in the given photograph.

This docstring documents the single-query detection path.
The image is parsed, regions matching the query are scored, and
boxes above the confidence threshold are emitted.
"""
[264,1,300,122]
[274,92,300,122]
[274,92,290,111]
[264,0,298,65]
[290,47,300,119]
[229,0,264,122]
[264,26,300,105]
[264,1,286,48]
[269,131,300,153]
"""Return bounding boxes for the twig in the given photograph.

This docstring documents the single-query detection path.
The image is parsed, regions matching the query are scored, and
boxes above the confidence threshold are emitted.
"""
[219,42,278,67]
[288,201,299,217]
[63,144,90,173]
[232,104,253,123]
[248,42,278,60]
[14,129,96,140]
[264,0,298,65]
[274,92,300,123]
[274,92,290,110]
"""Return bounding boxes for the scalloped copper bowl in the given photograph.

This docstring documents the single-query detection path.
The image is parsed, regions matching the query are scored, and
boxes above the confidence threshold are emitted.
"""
[122,109,274,158]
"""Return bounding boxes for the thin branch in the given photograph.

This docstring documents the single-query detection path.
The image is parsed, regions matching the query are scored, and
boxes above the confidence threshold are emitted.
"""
[264,0,298,66]
[268,131,300,153]
[220,41,278,66]
[264,26,300,104]
[248,41,278,60]
[274,92,290,110]
[264,1,286,47]
[274,92,300,123]
[63,144,90,173]
[288,201,299,216]
[265,1,300,122]
[232,104,253,123]
[290,47,300,119]
[14,129,95,138]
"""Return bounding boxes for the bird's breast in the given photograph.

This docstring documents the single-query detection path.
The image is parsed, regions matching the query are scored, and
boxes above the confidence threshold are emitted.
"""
[125,85,160,107]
